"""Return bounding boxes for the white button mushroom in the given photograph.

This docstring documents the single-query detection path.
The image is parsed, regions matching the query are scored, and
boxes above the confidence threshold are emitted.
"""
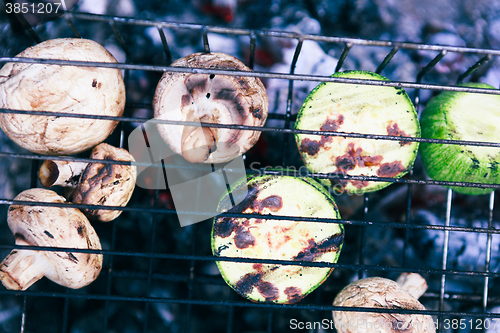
[0,189,103,290]
[153,52,268,163]
[0,38,126,155]
[39,143,137,222]
[333,274,436,333]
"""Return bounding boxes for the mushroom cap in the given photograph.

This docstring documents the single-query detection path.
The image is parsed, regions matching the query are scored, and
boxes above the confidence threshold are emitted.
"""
[5,188,103,289]
[333,277,436,333]
[0,38,126,155]
[153,52,268,163]
[70,143,137,222]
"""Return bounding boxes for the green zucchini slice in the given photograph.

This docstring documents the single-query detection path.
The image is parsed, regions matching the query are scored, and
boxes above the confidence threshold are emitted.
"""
[294,70,420,194]
[212,175,344,304]
[420,82,500,195]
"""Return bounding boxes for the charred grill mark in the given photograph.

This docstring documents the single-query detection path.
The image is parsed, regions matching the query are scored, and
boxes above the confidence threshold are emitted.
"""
[319,135,332,147]
[293,233,344,261]
[68,253,79,263]
[377,161,406,177]
[225,183,261,214]
[14,233,26,242]
[213,218,237,238]
[44,230,54,239]
[256,195,283,212]
[235,272,279,302]
[235,272,262,295]
[181,94,191,108]
[92,79,97,88]
[185,76,207,94]
[215,244,229,256]
[387,123,412,146]
[300,138,320,156]
[251,106,262,119]
[321,115,344,132]
[234,226,255,249]
[284,286,303,303]
[253,263,263,270]
[335,143,384,172]
[77,226,85,238]
[351,180,370,188]
[215,88,246,118]
[256,281,279,302]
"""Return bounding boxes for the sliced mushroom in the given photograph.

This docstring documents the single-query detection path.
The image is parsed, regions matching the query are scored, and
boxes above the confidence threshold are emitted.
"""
[39,143,137,222]
[0,38,126,155]
[0,189,103,290]
[153,52,268,163]
[333,274,436,333]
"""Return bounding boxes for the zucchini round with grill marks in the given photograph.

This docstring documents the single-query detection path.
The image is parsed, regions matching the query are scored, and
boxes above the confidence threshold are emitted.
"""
[294,70,420,194]
[420,82,500,195]
[212,175,344,304]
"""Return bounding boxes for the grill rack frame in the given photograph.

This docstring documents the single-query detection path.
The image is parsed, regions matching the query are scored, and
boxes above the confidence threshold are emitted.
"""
[0,10,499,333]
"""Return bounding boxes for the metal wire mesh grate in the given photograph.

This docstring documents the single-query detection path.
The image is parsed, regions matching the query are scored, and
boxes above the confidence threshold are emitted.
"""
[0,10,500,333]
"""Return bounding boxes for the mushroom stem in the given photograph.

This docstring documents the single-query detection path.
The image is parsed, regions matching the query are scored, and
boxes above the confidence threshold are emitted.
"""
[396,273,428,299]
[39,160,89,188]
[0,250,48,291]
[181,110,217,163]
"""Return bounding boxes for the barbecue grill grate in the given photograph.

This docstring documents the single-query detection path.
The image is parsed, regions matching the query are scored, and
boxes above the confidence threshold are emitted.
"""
[0,10,500,333]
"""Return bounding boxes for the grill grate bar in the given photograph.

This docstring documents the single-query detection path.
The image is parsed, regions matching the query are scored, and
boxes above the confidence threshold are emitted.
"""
[2,199,500,233]
[184,225,198,333]
[483,192,496,311]
[63,15,81,38]
[2,244,500,277]
[358,194,369,280]
[3,289,500,317]
[103,217,118,332]
[157,27,172,65]
[417,50,447,82]
[438,189,453,333]
[458,54,493,84]
[376,46,399,74]
[335,42,352,72]
[61,290,70,333]
[109,20,129,56]
[248,32,256,69]
[6,56,500,95]
[59,11,500,56]
[281,38,302,167]
[4,107,500,148]
[202,29,210,53]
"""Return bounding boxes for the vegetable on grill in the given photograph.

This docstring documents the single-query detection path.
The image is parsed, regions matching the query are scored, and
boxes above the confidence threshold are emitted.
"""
[294,70,420,194]
[38,143,137,222]
[153,52,268,164]
[0,189,103,290]
[420,82,500,195]
[333,273,435,333]
[212,174,344,304]
[0,38,125,155]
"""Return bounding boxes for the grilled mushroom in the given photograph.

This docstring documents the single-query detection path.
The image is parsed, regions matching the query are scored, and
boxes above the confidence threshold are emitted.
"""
[153,52,268,163]
[39,143,137,222]
[333,274,436,333]
[0,38,125,155]
[0,189,103,290]
[212,174,344,304]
